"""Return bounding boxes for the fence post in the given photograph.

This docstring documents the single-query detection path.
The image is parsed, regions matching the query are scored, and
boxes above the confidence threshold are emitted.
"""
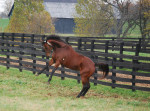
[105,41,109,61]
[21,34,25,55]
[11,33,15,53]
[119,42,124,69]
[112,38,114,51]
[2,33,4,52]
[84,41,87,51]
[132,43,140,91]
[94,56,98,86]
[61,65,65,80]
[138,38,142,49]
[77,38,82,83]
[31,34,36,74]
[112,57,116,89]
[91,40,97,86]
[6,35,10,69]
[91,40,95,53]
[42,35,45,59]
[19,34,24,72]
[78,38,82,50]
[104,41,109,82]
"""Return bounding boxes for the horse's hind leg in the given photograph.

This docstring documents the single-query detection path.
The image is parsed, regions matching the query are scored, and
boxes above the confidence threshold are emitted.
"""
[76,86,86,98]
[81,82,90,96]
[76,76,90,98]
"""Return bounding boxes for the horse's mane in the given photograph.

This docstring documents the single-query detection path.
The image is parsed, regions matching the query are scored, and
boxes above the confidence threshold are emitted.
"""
[46,35,66,44]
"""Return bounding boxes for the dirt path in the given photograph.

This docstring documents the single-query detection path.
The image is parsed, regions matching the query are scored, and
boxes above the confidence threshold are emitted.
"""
[0,56,150,88]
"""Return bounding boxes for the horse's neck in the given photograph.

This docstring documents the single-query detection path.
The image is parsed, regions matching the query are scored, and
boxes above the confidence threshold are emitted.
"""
[49,40,67,49]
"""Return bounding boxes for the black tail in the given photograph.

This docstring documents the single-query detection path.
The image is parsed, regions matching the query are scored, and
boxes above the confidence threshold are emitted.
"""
[95,63,109,80]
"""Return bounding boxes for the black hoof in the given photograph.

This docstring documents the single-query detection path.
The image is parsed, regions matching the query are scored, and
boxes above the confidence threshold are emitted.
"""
[76,95,80,98]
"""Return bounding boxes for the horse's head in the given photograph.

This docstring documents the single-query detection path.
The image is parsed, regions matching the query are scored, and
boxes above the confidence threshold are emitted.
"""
[42,40,53,57]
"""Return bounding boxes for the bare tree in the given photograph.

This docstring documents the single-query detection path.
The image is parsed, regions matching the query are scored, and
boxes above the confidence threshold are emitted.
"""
[4,0,13,16]
[103,0,139,38]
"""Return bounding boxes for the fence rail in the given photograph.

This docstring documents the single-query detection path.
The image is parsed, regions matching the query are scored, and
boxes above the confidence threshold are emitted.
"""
[0,33,150,92]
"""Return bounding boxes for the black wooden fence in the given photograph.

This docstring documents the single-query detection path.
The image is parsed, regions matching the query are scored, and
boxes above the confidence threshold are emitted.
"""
[0,33,150,92]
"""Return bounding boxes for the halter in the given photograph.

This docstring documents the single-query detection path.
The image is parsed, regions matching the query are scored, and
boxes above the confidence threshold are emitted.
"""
[44,41,52,47]
[43,40,53,58]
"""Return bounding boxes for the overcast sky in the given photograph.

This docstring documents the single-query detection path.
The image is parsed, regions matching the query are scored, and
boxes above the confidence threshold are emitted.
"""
[0,0,14,14]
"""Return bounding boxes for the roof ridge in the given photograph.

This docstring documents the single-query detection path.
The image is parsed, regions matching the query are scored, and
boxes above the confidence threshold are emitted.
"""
[44,0,77,3]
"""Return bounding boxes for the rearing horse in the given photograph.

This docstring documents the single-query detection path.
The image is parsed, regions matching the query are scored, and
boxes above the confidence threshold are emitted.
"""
[36,35,109,98]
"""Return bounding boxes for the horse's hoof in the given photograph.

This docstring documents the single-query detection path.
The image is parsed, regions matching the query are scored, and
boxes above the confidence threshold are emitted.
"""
[76,95,80,98]
[35,73,39,76]
[46,82,50,85]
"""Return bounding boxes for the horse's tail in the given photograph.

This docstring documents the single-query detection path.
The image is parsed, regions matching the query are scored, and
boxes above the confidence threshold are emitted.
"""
[95,63,109,80]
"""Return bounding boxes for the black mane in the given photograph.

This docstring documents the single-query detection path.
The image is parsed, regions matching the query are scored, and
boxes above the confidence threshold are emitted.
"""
[46,35,65,43]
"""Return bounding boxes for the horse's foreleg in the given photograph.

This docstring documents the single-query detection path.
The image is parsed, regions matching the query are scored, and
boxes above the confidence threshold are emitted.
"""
[36,64,49,76]
[47,61,60,84]
[36,59,54,76]
[47,67,57,83]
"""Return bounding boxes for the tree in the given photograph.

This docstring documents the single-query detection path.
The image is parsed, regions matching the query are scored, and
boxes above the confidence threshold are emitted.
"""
[74,0,114,36]
[136,0,150,45]
[6,0,55,34]
[104,0,150,43]
[27,11,55,34]
[103,0,139,38]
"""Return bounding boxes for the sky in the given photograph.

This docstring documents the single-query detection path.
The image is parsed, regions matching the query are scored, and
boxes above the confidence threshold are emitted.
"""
[0,0,6,13]
[0,0,14,14]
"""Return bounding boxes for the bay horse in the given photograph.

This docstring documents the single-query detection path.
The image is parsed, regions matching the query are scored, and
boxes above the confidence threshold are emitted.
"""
[36,35,109,98]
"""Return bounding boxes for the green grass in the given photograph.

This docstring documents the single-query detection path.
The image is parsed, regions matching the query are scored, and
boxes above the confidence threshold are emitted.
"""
[0,66,150,111]
[0,18,9,31]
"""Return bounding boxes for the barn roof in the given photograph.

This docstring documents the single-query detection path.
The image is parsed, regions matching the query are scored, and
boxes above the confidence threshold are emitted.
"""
[44,2,77,18]
[44,0,77,3]
[44,0,120,19]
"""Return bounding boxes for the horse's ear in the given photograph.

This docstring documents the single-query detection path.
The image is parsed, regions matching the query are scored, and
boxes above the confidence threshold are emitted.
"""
[40,38,46,45]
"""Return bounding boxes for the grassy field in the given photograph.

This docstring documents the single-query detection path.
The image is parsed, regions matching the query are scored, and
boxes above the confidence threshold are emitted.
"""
[0,18,9,31]
[0,66,150,111]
